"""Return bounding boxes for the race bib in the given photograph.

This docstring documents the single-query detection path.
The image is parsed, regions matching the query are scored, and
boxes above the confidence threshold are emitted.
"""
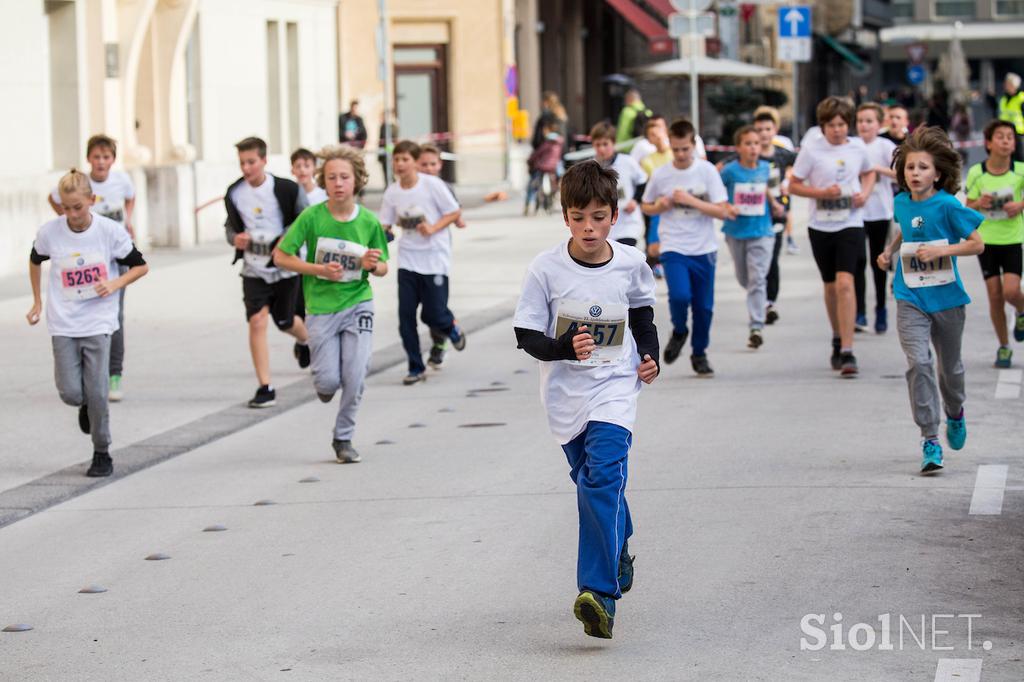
[58,253,108,301]
[735,182,767,217]
[314,237,368,282]
[987,187,1014,220]
[817,187,852,222]
[901,239,955,289]
[674,184,708,218]
[554,300,628,366]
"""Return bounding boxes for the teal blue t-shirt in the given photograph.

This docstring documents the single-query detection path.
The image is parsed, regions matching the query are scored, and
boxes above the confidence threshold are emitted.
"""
[893,190,983,313]
[721,160,774,239]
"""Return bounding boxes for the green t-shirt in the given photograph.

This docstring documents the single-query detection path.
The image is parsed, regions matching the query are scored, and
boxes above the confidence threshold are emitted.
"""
[966,161,1024,245]
[278,202,390,315]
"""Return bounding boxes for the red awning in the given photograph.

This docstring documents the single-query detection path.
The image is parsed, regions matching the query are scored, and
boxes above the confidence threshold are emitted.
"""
[644,0,675,20]
[605,0,673,54]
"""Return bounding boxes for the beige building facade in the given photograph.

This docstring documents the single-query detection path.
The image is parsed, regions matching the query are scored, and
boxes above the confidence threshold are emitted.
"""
[2,0,514,278]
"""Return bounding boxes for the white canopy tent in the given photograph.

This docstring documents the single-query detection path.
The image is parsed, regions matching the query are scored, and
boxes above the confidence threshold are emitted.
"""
[629,56,781,79]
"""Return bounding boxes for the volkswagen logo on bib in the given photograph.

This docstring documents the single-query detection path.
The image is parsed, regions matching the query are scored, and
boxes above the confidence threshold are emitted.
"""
[589,305,603,318]
[76,257,85,266]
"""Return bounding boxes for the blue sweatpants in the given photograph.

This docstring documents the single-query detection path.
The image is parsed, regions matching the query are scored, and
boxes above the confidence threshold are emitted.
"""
[561,421,633,599]
[398,269,456,375]
[660,250,716,356]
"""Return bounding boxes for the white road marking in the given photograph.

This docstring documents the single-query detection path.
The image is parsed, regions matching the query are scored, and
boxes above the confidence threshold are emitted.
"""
[933,658,982,682]
[994,369,1022,399]
[969,465,1008,515]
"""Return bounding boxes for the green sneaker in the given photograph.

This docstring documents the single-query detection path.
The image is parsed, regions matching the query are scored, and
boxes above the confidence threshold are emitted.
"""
[1015,313,1024,342]
[573,590,615,639]
[995,346,1013,369]
[108,375,123,402]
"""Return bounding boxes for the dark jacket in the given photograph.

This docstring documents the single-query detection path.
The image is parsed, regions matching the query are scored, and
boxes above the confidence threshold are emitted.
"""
[224,174,306,266]
[339,112,368,147]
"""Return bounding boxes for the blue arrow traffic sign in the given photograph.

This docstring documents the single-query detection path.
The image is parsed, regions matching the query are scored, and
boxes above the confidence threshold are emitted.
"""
[907,64,926,85]
[778,6,811,38]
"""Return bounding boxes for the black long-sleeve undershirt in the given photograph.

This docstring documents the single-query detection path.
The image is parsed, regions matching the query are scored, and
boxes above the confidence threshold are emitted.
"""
[514,305,659,372]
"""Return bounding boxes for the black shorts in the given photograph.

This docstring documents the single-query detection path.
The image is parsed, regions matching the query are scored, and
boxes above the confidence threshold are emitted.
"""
[242,275,301,330]
[978,243,1023,280]
[808,227,864,283]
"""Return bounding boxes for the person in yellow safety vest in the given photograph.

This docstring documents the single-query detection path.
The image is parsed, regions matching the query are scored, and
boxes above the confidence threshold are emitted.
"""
[616,89,653,148]
[998,72,1024,162]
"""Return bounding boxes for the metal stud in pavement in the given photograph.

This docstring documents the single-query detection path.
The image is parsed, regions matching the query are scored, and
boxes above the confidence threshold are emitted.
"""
[203,525,228,532]
[438,407,455,413]
[408,423,425,428]
[299,476,320,483]
[514,369,528,374]
[3,624,32,632]
[458,422,508,428]
[78,585,108,594]
[375,440,395,445]
[254,499,276,506]
[145,553,171,561]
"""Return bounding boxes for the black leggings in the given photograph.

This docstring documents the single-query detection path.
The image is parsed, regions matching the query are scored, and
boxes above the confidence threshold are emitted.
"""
[766,230,784,304]
[855,220,891,316]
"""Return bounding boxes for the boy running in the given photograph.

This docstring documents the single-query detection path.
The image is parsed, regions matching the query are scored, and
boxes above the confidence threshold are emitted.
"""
[274,145,389,464]
[417,143,467,369]
[48,135,135,402]
[790,97,876,377]
[28,170,149,477]
[291,148,328,205]
[225,137,310,408]
[720,126,785,348]
[854,103,898,334]
[379,140,465,384]
[964,119,1024,367]
[513,159,659,639]
[877,127,984,473]
[641,118,732,376]
[590,122,648,248]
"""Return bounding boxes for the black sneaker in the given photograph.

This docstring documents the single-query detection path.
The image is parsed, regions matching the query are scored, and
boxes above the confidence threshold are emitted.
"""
[78,405,91,435]
[830,339,843,371]
[840,352,859,378]
[618,541,634,594]
[86,451,113,478]
[248,385,276,408]
[333,439,362,463]
[317,392,334,403]
[664,330,689,365]
[427,344,446,369]
[294,342,311,369]
[747,328,764,349]
[691,354,714,377]
[765,305,779,325]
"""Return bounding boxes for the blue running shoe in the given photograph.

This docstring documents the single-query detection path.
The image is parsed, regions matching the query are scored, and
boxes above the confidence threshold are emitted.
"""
[855,314,868,332]
[618,541,634,594]
[920,439,944,474]
[1015,313,1024,342]
[573,590,615,639]
[946,409,966,450]
[874,307,888,334]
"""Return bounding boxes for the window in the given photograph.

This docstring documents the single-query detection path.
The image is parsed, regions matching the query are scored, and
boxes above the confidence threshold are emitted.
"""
[934,1,976,17]
[996,0,1024,15]
[891,0,914,19]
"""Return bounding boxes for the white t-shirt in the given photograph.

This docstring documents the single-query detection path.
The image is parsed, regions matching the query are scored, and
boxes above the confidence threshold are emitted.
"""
[642,159,727,256]
[630,138,657,164]
[32,214,134,338]
[305,186,328,205]
[861,136,897,222]
[603,153,648,243]
[379,173,461,275]
[792,138,872,231]
[229,174,295,284]
[513,240,657,444]
[51,171,135,227]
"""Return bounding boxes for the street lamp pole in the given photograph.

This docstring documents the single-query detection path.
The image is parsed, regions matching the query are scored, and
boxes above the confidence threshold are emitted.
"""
[378,0,392,183]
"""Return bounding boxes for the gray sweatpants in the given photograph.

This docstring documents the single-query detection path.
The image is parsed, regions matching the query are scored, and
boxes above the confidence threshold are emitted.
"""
[52,334,112,451]
[726,235,775,329]
[307,301,375,441]
[896,301,966,439]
